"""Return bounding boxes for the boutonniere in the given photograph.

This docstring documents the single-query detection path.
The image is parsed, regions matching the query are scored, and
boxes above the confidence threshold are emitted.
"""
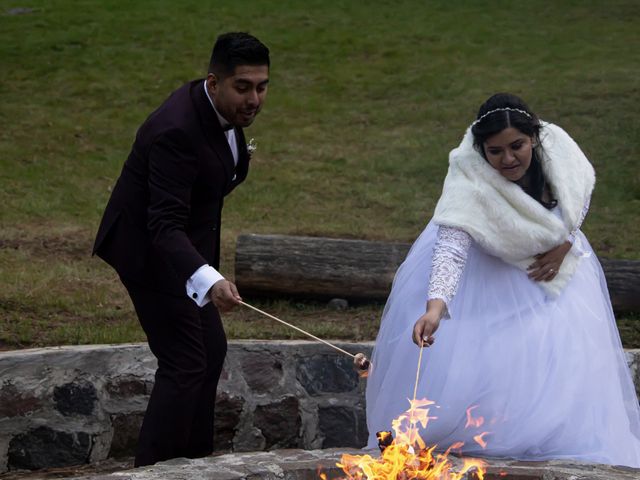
[247,138,257,155]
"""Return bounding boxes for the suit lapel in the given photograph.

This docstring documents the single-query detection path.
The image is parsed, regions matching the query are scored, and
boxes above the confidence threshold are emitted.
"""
[190,80,235,184]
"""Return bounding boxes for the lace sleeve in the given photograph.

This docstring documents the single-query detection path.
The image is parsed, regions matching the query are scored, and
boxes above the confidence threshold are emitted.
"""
[568,194,591,244]
[428,226,472,312]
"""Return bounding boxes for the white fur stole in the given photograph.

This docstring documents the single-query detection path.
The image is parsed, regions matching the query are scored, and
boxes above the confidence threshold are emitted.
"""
[432,122,595,297]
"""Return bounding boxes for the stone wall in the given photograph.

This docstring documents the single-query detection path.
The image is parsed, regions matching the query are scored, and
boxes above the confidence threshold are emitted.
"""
[0,343,639,474]
[0,341,372,473]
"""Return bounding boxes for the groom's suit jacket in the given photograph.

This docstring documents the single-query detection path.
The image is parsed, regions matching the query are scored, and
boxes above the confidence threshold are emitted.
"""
[93,79,250,293]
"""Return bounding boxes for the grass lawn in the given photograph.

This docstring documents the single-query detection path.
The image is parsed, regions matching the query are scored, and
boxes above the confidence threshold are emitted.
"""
[1,0,639,349]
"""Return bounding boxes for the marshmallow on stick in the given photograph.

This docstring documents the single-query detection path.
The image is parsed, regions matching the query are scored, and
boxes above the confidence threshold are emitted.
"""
[353,352,371,377]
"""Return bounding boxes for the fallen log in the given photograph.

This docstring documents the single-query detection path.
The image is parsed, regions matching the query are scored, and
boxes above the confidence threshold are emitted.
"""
[599,259,640,314]
[234,234,640,314]
[235,234,411,302]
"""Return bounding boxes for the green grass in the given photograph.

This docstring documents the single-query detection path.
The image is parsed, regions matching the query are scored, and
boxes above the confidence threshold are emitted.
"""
[1,0,639,349]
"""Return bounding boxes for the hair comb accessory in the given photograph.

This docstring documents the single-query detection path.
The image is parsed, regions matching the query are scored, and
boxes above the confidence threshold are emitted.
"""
[471,107,532,127]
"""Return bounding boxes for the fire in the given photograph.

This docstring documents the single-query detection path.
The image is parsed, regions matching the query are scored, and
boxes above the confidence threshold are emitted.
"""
[472,432,490,450]
[333,399,487,479]
[465,406,484,429]
[466,406,491,449]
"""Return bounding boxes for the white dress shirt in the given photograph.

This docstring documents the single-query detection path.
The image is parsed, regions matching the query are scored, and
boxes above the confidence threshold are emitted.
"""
[184,81,239,307]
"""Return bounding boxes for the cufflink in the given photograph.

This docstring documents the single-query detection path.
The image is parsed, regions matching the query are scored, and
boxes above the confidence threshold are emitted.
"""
[192,293,198,299]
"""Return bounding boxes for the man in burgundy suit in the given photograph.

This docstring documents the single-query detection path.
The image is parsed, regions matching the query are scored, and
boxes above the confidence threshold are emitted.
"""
[93,32,270,466]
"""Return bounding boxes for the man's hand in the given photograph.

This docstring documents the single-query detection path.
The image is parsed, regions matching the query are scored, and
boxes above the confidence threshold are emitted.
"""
[209,279,242,312]
[527,241,572,282]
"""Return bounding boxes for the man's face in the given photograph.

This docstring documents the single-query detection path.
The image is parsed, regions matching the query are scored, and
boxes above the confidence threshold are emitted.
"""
[207,64,269,127]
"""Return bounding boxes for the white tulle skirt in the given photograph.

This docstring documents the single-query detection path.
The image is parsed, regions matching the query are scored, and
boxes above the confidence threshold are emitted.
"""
[366,220,640,467]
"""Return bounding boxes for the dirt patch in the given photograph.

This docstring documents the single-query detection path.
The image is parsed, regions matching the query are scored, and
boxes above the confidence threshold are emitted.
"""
[0,225,92,260]
[0,338,23,352]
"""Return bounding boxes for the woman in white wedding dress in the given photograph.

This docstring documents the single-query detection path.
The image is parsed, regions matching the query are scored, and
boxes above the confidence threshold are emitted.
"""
[365,93,640,467]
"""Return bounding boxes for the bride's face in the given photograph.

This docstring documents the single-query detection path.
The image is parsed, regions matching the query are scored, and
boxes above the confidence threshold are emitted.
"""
[483,127,534,182]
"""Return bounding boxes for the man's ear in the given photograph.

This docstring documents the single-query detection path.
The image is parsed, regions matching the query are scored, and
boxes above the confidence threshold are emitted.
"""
[206,73,218,93]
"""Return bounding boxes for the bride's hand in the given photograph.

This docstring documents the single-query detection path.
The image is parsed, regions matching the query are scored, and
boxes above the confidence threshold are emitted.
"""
[527,241,572,282]
[412,307,442,347]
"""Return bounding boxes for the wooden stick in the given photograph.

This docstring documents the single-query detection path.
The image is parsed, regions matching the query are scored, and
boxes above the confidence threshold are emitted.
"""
[239,301,355,358]
[408,343,426,447]
[413,343,425,402]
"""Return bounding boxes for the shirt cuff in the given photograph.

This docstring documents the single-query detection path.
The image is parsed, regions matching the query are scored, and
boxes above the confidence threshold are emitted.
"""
[186,264,224,307]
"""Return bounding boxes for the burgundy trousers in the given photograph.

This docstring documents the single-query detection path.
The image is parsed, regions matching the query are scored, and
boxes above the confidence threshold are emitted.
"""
[123,280,227,467]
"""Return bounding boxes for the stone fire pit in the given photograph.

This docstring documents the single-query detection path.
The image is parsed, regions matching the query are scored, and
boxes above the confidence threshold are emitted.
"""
[2,344,640,479]
[63,449,640,480]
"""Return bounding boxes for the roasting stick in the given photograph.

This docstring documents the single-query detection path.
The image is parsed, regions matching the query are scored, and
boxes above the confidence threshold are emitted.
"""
[408,343,426,447]
[412,342,426,402]
[239,300,355,358]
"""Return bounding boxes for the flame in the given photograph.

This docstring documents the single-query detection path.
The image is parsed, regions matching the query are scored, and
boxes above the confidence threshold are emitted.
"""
[473,432,490,449]
[333,399,487,479]
[465,406,484,429]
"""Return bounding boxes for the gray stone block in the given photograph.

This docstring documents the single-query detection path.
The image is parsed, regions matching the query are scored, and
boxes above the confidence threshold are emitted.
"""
[240,351,284,393]
[318,405,367,448]
[105,377,149,397]
[0,381,42,417]
[296,354,358,395]
[54,381,98,416]
[254,396,301,449]
[214,392,244,452]
[107,413,144,459]
[8,426,91,470]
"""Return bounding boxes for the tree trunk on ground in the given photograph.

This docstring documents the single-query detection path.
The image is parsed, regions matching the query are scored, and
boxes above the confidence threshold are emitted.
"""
[235,234,411,301]
[235,234,640,314]
[599,259,640,314]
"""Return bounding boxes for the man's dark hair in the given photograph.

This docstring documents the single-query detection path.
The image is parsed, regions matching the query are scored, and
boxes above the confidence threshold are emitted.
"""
[208,32,270,78]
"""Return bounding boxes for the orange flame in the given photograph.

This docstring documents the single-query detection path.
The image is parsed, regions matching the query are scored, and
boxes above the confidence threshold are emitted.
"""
[473,432,490,449]
[334,399,487,479]
[465,406,484,429]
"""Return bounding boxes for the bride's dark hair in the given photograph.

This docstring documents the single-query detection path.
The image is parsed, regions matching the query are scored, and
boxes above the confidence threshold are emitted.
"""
[471,93,556,210]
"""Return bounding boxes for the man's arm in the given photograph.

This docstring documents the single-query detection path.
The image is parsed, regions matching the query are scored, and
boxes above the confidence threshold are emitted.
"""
[146,129,208,284]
